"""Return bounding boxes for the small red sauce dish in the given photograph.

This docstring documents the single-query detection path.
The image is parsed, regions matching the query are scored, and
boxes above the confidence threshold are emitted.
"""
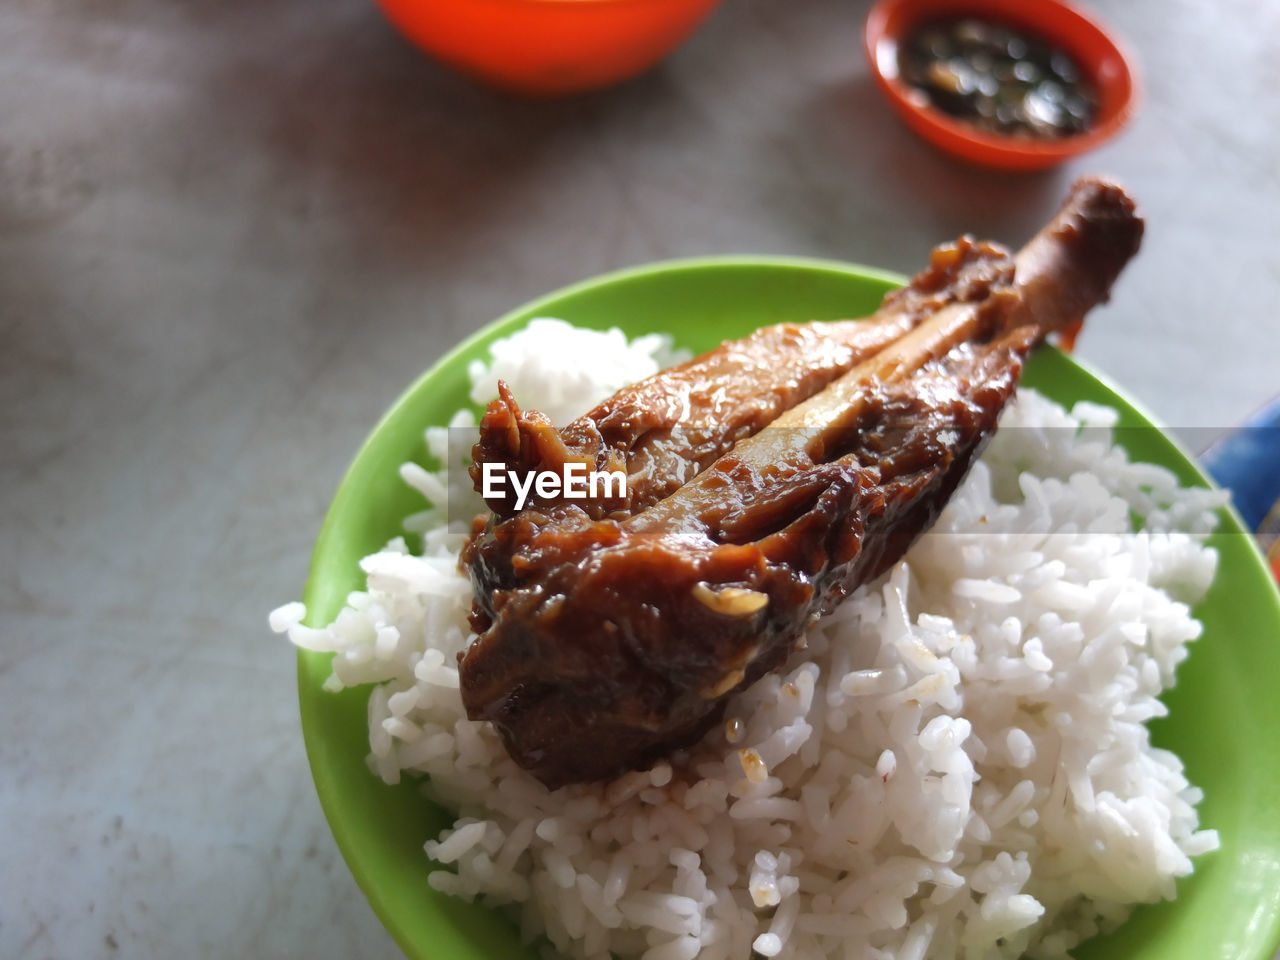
[373,0,722,96]
[864,0,1139,170]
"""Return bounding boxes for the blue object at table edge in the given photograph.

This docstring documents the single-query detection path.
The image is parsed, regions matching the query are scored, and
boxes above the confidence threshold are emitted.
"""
[1200,395,1280,581]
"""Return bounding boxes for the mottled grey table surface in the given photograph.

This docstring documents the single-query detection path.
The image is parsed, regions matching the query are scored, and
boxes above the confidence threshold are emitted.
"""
[3,0,1277,956]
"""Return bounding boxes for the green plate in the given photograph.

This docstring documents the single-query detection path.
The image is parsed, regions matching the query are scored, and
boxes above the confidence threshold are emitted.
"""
[297,257,1280,960]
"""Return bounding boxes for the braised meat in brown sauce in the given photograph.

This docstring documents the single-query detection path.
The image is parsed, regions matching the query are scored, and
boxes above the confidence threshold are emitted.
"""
[460,179,1143,788]
[471,239,1014,521]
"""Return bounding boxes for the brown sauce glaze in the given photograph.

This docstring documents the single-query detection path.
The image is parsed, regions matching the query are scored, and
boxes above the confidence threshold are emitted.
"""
[461,179,1143,788]
[470,239,1015,521]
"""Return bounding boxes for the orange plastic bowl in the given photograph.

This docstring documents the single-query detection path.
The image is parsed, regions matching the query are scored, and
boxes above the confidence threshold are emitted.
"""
[373,0,723,95]
[864,0,1139,171]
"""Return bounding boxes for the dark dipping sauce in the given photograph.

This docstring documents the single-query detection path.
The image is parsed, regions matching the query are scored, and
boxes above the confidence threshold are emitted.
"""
[899,17,1098,139]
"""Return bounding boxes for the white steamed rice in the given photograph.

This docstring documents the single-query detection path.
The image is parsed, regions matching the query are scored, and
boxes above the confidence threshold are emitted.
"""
[274,317,1225,960]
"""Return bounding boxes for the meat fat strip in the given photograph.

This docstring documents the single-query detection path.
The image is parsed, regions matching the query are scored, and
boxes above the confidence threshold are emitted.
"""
[471,239,1015,519]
